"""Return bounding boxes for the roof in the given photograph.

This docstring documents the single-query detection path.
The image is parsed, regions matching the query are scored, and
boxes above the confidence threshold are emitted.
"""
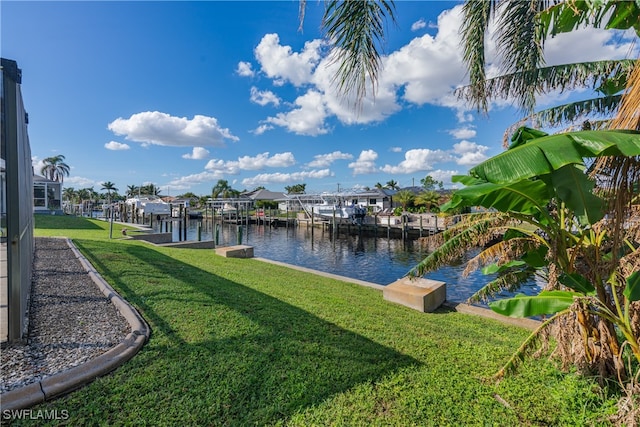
[33,174,60,184]
[243,189,286,200]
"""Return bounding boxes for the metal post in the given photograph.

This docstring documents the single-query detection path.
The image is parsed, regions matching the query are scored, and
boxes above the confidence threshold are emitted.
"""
[332,208,336,236]
[182,213,187,242]
[109,202,114,239]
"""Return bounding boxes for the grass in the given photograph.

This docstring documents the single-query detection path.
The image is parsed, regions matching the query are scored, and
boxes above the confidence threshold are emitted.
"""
[21,215,622,425]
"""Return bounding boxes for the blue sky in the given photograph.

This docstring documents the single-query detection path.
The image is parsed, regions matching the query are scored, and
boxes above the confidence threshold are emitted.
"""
[2,1,636,197]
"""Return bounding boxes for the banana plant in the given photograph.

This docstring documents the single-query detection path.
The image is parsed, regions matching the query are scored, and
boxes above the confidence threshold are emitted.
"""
[409,127,640,380]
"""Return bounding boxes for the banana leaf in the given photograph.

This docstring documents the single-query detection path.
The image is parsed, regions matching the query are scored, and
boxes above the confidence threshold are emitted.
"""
[551,164,605,225]
[470,129,640,185]
[623,271,640,302]
[481,260,526,275]
[521,246,548,268]
[509,127,548,149]
[489,290,579,318]
[442,179,551,215]
[558,272,595,295]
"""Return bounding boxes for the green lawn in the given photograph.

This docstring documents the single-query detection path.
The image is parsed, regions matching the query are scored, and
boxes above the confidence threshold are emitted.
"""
[25,216,620,425]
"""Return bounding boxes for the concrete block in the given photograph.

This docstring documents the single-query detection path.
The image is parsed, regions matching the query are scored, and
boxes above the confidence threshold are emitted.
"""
[129,232,172,244]
[215,245,254,258]
[383,277,446,312]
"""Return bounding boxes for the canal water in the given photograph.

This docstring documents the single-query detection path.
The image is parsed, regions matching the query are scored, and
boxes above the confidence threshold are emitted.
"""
[154,219,541,305]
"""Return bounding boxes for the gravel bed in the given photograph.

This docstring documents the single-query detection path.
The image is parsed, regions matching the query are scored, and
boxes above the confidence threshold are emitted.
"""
[0,237,130,394]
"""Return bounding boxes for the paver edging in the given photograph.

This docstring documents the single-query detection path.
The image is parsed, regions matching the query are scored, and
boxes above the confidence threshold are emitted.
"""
[0,238,150,411]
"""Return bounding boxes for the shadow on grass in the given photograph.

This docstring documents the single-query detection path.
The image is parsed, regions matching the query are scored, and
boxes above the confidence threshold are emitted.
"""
[35,215,102,230]
[79,242,419,424]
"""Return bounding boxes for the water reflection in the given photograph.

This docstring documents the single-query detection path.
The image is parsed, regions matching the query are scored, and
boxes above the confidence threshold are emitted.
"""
[153,219,540,304]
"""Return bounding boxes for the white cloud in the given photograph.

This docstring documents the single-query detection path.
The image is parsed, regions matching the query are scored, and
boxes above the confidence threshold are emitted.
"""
[381,148,452,174]
[251,124,274,135]
[244,3,636,137]
[453,140,489,166]
[348,150,379,175]
[246,5,463,134]
[105,141,130,151]
[237,152,295,170]
[204,152,295,174]
[108,111,239,147]
[250,86,281,107]
[204,158,240,174]
[390,146,402,153]
[32,157,46,175]
[543,27,636,68]
[429,169,460,186]
[167,171,226,191]
[242,169,333,187]
[65,176,96,188]
[307,151,353,168]
[456,110,475,124]
[264,91,329,136]
[411,19,427,32]
[236,61,255,77]
[182,147,210,160]
[449,127,476,140]
[255,33,323,86]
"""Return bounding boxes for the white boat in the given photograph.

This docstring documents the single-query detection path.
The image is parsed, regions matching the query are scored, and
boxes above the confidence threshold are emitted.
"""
[125,195,171,216]
[293,193,368,224]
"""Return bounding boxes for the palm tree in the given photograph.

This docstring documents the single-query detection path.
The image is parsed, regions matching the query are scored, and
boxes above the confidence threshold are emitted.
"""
[100,181,118,204]
[284,183,306,194]
[62,187,77,203]
[126,185,140,197]
[140,184,161,196]
[458,0,639,141]
[393,189,414,212]
[198,195,210,208]
[415,191,440,212]
[40,154,70,183]
[374,182,384,189]
[101,181,118,229]
[212,179,239,199]
[62,187,77,213]
[384,180,399,190]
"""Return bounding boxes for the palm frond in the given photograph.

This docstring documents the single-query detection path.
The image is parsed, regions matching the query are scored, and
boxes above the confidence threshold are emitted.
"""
[535,95,623,127]
[322,0,396,108]
[458,60,635,114]
[408,212,511,278]
[298,0,308,32]
[620,247,640,278]
[493,310,567,381]
[463,236,539,277]
[495,0,547,112]
[609,59,640,131]
[460,0,495,113]
[466,269,537,304]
